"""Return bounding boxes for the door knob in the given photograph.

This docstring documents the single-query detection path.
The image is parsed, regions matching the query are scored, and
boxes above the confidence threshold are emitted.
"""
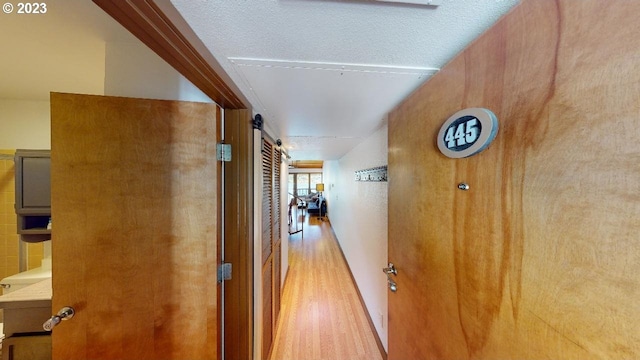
[383,262,398,292]
[43,306,75,331]
[387,278,398,292]
[382,262,397,276]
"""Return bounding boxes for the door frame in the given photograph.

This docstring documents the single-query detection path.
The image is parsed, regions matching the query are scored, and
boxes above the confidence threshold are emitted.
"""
[92,1,255,359]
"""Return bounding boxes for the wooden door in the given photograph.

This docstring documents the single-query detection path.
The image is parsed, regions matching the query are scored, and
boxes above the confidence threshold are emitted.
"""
[50,92,219,359]
[388,0,640,359]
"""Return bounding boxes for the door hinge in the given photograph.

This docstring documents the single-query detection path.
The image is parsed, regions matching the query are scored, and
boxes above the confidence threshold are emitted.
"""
[217,143,232,162]
[218,262,232,283]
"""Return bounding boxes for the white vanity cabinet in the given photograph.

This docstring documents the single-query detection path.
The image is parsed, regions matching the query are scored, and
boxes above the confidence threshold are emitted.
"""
[0,279,51,360]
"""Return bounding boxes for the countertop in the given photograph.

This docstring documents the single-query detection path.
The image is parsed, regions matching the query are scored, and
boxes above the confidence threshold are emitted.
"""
[0,278,52,310]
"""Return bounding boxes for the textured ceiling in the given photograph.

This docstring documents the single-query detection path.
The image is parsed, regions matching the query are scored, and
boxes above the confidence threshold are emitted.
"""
[171,0,520,160]
[0,0,519,161]
[229,58,435,159]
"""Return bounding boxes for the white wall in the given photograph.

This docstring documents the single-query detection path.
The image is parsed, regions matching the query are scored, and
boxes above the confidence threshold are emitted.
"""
[0,99,51,149]
[104,41,211,103]
[1,39,212,152]
[323,123,389,351]
[280,161,289,286]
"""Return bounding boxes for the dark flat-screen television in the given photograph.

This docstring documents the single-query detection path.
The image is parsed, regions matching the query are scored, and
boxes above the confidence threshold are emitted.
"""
[15,149,51,242]
[18,154,51,210]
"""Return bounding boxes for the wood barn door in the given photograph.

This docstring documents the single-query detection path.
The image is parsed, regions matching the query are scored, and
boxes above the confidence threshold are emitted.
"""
[261,136,282,359]
[51,93,219,360]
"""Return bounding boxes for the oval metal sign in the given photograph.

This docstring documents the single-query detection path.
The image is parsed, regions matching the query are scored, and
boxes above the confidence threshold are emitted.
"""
[437,108,498,158]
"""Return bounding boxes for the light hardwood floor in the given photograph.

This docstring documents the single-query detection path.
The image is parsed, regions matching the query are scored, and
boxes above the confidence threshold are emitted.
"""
[271,215,384,360]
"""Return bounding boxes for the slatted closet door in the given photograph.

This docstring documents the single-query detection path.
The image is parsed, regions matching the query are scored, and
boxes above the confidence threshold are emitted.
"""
[261,138,282,360]
[262,140,273,265]
[272,148,282,328]
[261,139,274,359]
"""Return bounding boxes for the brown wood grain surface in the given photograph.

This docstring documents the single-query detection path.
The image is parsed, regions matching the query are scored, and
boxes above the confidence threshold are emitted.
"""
[388,0,640,359]
[262,257,274,359]
[223,109,255,360]
[51,93,218,359]
[214,105,223,360]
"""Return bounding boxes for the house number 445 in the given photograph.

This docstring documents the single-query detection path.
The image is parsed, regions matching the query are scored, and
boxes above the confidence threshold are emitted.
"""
[437,108,498,159]
[444,118,479,149]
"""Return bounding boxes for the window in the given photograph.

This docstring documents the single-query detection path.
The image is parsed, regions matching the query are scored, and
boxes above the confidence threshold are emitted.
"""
[288,174,294,197]
[296,174,309,195]
[290,172,322,197]
[310,174,323,193]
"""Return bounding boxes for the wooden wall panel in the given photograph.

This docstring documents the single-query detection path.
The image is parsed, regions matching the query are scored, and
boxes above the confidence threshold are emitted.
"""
[223,109,254,360]
[214,105,223,359]
[388,0,640,359]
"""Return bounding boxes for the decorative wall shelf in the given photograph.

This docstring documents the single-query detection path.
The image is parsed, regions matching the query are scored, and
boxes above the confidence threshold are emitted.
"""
[355,166,388,182]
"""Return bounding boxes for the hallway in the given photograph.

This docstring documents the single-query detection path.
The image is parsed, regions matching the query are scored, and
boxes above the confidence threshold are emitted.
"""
[271,215,384,360]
